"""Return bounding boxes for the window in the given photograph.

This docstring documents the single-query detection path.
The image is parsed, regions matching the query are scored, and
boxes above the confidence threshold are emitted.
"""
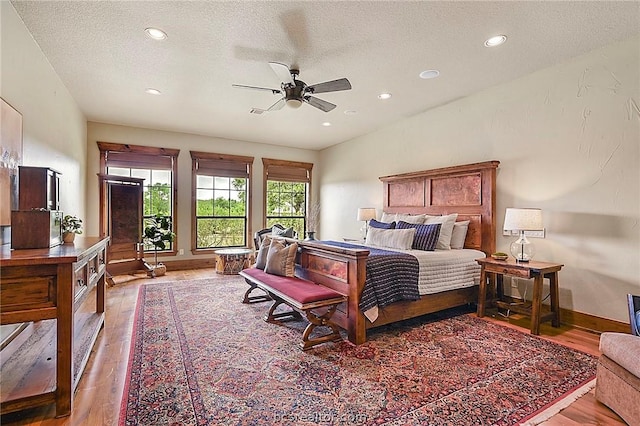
[262,158,313,238]
[98,142,179,253]
[191,151,253,251]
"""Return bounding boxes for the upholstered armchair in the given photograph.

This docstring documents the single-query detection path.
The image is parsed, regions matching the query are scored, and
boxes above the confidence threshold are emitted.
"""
[595,294,640,425]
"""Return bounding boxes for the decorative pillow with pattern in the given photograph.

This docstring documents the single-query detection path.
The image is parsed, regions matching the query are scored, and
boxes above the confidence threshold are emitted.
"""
[369,219,396,229]
[254,235,273,270]
[264,239,298,277]
[396,221,441,251]
[272,226,295,238]
[424,213,459,250]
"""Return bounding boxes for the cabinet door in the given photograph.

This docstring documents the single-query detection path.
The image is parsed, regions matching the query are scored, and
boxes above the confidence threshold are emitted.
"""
[18,166,60,210]
[98,175,144,264]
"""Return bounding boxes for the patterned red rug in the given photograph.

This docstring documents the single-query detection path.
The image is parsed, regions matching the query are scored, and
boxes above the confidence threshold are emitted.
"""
[119,277,597,425]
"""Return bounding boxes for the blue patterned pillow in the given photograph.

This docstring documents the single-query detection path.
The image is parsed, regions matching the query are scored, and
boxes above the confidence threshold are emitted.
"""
[396,221,441,251]
[369,219,395,229]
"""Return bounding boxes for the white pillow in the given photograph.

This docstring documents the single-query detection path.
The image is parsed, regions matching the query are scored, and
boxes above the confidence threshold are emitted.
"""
[450,220,470,249]
[424,213,459,250]
[380,212,396,223]
[365,227,416,250]
[394,213,426,224]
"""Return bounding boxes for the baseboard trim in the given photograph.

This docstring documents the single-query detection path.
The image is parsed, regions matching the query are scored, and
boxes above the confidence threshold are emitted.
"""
[163,257,216,271]
[501,295,630,334]
[559,307,629,334]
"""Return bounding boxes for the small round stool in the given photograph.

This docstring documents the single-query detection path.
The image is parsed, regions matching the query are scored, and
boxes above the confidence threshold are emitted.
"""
[215,248,252,275]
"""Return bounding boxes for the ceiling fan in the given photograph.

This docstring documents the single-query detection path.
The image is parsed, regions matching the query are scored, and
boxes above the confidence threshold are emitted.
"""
[232,62,352,113]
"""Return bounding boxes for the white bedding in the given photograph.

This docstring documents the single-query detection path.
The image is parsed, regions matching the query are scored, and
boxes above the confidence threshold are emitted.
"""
[408,248,484,295]
[357,245,484,322]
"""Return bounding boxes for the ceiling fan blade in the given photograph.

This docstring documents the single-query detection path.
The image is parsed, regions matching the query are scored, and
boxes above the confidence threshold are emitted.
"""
[269,62,295,86]
[267,98,286,111]
[306,78,352,94]
[304,96,336,112]
[232,84,281,95]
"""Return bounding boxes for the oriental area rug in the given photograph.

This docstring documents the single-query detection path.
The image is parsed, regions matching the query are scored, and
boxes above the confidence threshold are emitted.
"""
[119,277,597,426]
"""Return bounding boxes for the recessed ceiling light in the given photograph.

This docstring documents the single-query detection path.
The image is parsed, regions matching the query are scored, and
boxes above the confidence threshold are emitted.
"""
[419,70,440,79]
[145,88,162,95]
[344,110,357,115]
[378,93,392,100]
[484,34,507,47]
[144,27,167,40]
[322,122,331,127]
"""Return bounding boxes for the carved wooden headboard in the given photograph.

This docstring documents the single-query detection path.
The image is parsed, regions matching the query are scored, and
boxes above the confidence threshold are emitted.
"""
[379,160,499,255]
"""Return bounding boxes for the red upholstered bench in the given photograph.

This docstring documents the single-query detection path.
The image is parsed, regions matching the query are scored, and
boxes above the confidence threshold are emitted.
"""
[239,268,346,350]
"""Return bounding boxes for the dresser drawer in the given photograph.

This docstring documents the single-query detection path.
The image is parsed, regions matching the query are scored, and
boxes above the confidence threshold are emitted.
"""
[484,263,532,279]
[74,263,88,299]
[1,276,57,312]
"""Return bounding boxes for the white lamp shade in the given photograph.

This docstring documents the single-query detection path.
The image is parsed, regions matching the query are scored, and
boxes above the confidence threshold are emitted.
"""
[503,208,543,231]
[357,208,376,221]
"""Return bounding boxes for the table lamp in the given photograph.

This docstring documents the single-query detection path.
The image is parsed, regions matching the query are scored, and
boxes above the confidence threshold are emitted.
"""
[503,208,543,262]
[357,208,376,239]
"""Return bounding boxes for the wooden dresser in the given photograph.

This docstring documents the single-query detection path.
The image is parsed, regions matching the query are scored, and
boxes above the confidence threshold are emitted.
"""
[0,237,109,417]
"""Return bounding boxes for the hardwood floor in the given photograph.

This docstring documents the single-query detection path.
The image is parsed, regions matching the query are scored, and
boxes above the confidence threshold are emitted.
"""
[1,269,626,425]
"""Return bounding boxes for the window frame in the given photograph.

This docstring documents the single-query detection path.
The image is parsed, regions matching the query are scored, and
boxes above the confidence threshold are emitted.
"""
[190,151,254,254]
[98,141,179,256]
[262,158,313,238]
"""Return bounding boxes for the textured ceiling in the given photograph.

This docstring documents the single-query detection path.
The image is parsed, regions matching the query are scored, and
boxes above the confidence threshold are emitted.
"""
[11,1,640,150]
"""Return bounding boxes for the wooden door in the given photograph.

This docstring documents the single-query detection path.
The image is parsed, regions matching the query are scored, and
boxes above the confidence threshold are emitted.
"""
[98,174,150,276]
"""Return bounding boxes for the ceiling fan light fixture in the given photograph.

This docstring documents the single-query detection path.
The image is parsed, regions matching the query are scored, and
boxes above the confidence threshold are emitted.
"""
[144,27,167,40]
[484,34,507,47]
[286,98,303,109]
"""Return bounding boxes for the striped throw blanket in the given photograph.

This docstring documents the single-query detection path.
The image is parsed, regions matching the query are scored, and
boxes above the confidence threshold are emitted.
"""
[322,241,420,319]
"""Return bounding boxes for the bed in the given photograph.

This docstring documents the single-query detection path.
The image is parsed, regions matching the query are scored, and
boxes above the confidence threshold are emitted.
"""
[295,160,499,345]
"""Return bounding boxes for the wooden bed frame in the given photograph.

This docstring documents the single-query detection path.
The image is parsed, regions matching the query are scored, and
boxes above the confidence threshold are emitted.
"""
[295,160,499,345]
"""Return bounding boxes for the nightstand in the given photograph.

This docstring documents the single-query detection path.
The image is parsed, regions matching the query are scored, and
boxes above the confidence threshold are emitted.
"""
[476,257,564,335]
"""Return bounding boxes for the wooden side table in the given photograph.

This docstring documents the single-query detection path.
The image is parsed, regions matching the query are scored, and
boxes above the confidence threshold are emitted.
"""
[476,257,564,335]
[215,248,252,275]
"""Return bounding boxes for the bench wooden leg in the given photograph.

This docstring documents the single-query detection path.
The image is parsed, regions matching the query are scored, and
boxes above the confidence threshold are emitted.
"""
[242,280,271,304]
[300,305,343,351]
[264,297,302,323]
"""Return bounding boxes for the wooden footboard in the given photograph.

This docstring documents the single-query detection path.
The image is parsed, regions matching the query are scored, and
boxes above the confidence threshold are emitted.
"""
[294,240,478,345]
[294,240,369,344]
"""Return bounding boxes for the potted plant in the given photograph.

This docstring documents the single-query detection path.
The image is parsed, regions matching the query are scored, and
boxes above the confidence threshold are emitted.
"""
[61,214,83,243]
[143,214,176,277]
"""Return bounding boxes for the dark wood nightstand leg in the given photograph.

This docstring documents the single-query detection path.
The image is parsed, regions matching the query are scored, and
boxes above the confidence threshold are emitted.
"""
[477,266,487,317]
[549,272,560,327]
[496,273,504,301]
[530,274,543,335]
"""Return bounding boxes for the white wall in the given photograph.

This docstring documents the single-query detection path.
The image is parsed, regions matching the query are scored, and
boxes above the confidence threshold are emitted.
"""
[1,2,87,221]
[86,122,320,261]
[319,36,640,323]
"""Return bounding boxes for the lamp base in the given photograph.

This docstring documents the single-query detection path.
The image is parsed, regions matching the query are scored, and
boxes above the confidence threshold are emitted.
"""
[510,232,535,263]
